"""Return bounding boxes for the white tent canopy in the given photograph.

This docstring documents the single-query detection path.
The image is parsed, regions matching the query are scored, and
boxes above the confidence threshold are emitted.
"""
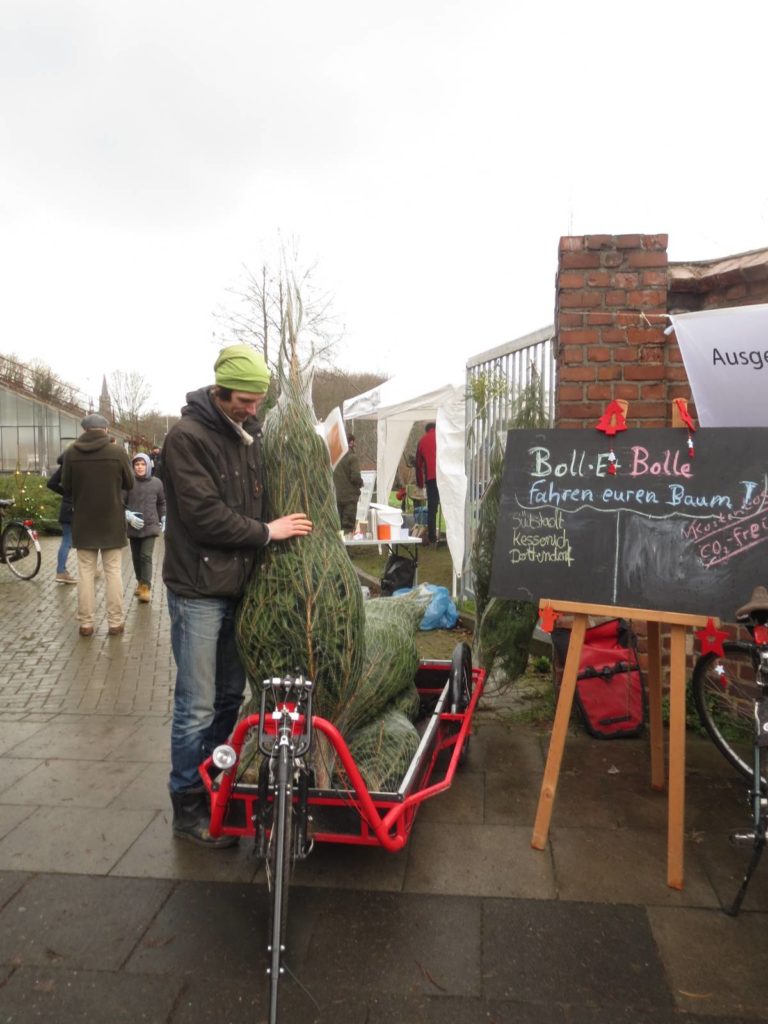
[342,360,467,581]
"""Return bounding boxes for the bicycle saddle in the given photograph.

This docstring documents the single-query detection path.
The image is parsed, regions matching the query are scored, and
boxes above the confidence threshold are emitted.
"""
[736,586,768,621]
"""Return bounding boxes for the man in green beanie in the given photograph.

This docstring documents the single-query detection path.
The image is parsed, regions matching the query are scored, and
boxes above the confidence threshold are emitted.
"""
[160,344,313,848]
[212,343,272,395]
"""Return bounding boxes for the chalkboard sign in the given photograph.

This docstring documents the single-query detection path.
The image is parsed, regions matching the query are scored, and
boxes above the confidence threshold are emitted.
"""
[489,428,768,620]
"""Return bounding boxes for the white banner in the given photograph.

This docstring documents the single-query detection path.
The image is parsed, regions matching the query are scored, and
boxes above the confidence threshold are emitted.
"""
[670,304,768,426]
[356,470,376,525]
[315,406,348,468]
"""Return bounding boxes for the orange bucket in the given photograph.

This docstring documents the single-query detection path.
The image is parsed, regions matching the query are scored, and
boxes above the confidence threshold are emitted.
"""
[377,524,391,540]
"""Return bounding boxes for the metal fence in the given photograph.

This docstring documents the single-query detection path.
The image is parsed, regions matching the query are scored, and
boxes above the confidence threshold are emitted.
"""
[0,354,90,414]
[463,325,556,598]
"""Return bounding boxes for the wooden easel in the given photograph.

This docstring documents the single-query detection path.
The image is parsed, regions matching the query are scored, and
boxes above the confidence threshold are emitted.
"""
[531,598,715,889]
[523,396,726,887]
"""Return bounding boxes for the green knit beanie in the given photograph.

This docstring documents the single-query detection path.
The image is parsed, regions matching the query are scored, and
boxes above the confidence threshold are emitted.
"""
[214,344,271,393]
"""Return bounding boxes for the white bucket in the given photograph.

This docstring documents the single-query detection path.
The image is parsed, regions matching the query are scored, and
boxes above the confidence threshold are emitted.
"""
[375,507,403,528]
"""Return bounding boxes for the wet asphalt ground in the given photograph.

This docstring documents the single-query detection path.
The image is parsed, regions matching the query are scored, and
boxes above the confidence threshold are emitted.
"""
[0,536,766,1022]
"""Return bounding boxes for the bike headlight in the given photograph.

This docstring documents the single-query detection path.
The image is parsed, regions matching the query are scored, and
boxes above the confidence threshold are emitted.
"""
[212,744,237,770]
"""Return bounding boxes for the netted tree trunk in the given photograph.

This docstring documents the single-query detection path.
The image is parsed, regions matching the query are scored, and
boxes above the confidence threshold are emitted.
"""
[339,710,421,792]
[236,346,365,726]
[235,291,420,788]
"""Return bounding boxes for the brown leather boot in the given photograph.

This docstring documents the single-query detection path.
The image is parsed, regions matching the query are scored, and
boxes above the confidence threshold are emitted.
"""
[137,583,151,603]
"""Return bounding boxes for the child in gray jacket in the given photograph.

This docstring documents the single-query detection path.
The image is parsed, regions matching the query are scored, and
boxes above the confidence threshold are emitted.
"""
[126,452,166,602]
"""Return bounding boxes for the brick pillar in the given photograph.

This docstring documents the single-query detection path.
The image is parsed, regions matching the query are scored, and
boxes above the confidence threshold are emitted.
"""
[553,233,700,674]
[554,234,688,429]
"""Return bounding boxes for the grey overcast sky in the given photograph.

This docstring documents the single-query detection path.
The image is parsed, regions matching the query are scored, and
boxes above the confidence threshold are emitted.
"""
[2,0,767,414]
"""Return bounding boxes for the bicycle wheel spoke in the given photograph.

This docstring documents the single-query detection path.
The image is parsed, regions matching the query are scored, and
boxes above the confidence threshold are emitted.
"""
[692,641,761,782]
[1,523,41,580]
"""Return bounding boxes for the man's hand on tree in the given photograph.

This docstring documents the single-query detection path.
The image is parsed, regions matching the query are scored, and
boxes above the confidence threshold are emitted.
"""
[267,513,313,541]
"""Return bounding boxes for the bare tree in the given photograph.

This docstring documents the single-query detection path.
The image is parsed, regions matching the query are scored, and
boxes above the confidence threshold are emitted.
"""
[0,352,26,388]
[28,359,66,403]
[0,352,85,410]
[109,370,152,444]
[214,236,343,370]
[137,410,179,448]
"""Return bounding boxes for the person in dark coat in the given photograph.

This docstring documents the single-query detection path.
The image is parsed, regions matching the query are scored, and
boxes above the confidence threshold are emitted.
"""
[333,433,364,533]
[61,414,133,637]
[125,452,166,603]
[161,344,313,847]
[416,421,440,545]
[47,452,76,584]
[149,445,162,474]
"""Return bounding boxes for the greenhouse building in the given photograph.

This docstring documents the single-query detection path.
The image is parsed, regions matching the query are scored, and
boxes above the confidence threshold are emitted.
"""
[0,356,91,474]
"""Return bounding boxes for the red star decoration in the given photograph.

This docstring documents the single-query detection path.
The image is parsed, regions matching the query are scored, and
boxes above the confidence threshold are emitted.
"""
[695,617,729,657]
[539,606,558,633]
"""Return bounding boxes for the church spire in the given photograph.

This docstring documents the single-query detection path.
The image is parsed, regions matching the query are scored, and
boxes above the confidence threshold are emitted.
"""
[99,375,113,420]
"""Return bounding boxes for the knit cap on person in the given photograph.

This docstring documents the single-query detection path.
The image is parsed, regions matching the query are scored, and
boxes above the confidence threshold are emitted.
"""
[214,345,270,393]
[81,413,109,430]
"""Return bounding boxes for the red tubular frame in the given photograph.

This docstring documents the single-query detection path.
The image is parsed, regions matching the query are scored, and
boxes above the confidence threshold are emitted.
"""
[204,666,485,850]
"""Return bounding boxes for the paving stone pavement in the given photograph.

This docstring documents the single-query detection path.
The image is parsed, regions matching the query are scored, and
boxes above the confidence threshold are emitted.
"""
[0,536,767,1022]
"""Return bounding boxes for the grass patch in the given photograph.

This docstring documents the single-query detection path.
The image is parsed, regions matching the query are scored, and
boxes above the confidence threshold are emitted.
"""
[349,541,455,592]
[485,658,558,729]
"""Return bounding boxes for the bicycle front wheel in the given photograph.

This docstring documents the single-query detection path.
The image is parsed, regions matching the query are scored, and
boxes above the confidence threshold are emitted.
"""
[449,641,474,764]
[692,640,760,782]
[267,757,293,1024]
[1,522,41,580]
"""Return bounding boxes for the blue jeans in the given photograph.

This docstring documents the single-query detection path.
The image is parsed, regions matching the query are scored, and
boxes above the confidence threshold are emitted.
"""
[57,523,72,574]
[167,589,246,792]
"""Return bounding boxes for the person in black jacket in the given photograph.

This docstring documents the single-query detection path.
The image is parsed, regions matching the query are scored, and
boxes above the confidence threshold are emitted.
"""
[161,344,312,847]
[47,452,76,584]
[62,414,133,637]
[149,445,162,474]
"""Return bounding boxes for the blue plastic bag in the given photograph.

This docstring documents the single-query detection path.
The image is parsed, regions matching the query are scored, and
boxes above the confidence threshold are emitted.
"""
[392,583,459,631]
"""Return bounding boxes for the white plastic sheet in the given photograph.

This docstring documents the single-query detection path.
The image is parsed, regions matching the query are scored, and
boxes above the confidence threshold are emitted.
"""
[343,360,467,581]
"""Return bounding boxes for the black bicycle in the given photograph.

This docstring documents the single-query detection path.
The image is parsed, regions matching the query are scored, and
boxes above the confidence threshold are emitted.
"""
[203,647,482,1023]
[691,586,768,914]
[216,673,315,1024]
[0,498,41,580]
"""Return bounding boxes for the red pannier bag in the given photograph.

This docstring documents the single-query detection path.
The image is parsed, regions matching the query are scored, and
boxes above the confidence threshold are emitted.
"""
[551,618,645,739]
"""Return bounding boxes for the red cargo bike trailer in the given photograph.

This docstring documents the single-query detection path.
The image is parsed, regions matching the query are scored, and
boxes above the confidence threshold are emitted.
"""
[199,641,485,1024]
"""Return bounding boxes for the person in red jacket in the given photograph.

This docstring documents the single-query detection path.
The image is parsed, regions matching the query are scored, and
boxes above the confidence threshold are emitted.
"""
[415,421,439,545]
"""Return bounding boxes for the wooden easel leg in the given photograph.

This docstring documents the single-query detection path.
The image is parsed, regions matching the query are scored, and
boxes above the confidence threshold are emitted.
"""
[667,624,687,889]
[532,613,587,850]
[646,621,664,792]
